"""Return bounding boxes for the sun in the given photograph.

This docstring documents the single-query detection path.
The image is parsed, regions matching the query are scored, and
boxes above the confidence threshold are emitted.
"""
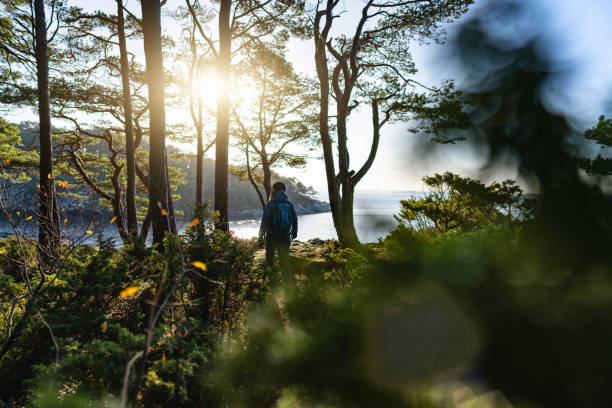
[191,73,223,110]
[165,71,259,131]
[191,71,257,112]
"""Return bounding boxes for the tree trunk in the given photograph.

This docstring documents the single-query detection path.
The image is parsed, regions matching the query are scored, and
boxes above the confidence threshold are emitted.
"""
[195,94,204,207]
[141,0,170,246]
[339,99,383,248]
[139,208,152,242]
[314,9,345,246]
[262,155,272,200]
[34,0,59,261]
[166,155,177,234]
[246,144,265,208]
[117,0,138,237]
[110,158,129,241]
[214,0,231,231]
[339,181,360,248]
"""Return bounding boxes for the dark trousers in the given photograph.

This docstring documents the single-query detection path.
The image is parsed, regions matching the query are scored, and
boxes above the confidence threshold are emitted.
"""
[265,237,293,286]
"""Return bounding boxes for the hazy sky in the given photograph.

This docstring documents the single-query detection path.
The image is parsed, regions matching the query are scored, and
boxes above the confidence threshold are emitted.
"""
[9,0,612,193]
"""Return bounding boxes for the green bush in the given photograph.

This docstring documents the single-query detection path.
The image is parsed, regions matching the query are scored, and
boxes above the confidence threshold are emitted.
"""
[321,240,372,287]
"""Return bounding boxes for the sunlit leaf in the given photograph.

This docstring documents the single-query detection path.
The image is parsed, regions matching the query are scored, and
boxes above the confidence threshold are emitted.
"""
[85,230,93,234]
[5,159,10,164]
[110,216,117,224]
[162,353,166,362]
[16,211,20,216]
[61,240,69,245]
[101,321,108,333]
[189,218,200,227]
[47,173,51,179]
[25,215,32,221]
[63,218,67,225]
[192,261,207,271]
[161,209,168,216]
[119,286,139,298]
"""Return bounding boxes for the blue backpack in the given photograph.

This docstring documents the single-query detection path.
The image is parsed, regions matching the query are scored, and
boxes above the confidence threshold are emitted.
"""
[270,201,293,235]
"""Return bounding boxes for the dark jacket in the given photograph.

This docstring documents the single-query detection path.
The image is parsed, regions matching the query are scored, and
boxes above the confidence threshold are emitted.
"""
[259,190,298,242]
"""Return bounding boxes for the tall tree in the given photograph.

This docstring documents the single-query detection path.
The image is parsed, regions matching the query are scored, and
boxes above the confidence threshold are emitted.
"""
[58,6,155,241]
[141,0,170,245]
[117,0,138,236]
[168,7,216,212]
[33,0,59,260]
[231,45,318,208]
[187,20,206,208]
[185,0,306,230]
[0,0,64,259]
[311,0,472,248]
[215,0,231,230]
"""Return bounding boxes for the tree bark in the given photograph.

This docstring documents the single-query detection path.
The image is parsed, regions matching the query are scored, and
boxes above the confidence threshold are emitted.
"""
[139,208,152,242]
[314,4,344,245]
[34,0,59,261]
[214,0,231,231]
[245,144,265,208]
[165,155,177,234]
[340,182,360,248]
[188,19,205,209]
[195,93,204,207]
[117,0,138,237]
[261,155,272,200]
[141,0,170,247]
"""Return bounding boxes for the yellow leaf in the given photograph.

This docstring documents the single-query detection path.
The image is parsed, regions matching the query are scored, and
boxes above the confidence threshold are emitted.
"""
[110,216,117,224]
[162,353,166,362]
[137,394,142,400]
[47,173,51,179]
[25,216,32,221]
[64,218,67,225]
[36,184,40,189]
[131,243,135,249]
[101,321,108,333]
[189,218,200,227]
[15,211,20,216]
[161,209,168,216]
[5,159,10,164]
[62,240,69,245]
[167,332,172,338]
[192,261,207,271]
[85,230,93,234]
[119,286,139,298]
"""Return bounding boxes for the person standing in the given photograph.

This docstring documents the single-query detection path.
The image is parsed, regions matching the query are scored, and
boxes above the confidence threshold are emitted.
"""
[259,182,298,285]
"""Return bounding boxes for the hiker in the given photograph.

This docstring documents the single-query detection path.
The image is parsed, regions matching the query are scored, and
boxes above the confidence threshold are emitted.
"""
[258,181,298,285]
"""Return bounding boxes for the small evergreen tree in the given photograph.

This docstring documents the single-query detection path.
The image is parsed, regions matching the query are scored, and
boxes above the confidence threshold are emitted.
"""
[397,172,525,233]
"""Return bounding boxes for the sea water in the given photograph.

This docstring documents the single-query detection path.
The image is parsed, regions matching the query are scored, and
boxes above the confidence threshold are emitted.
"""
[230,190,415,243]
[0,191,417,245]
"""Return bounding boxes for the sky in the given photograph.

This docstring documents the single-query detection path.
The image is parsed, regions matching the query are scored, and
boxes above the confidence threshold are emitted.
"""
[282,0,612,193]
[7,0,612,194]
